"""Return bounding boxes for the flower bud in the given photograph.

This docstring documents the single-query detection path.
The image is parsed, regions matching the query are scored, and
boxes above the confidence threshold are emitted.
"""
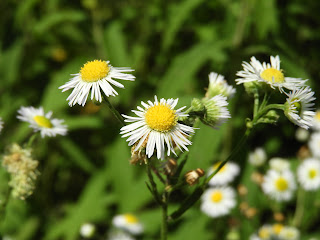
[80,223,96,238]
[191,98,205,112]
[162,158,177,176]
[185,168,205,186]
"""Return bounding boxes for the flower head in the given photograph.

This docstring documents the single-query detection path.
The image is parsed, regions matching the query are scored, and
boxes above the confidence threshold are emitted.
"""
[269,158,290,172]
[297,158,320,191]
[112,214,143,235]
[207,161,240,186]
[248,147,267,167]
[120,96,194,159]
[59,60,135,106]
[205,72,236,99]
[2,143,39,200]
[262,169,296,202]
[200,186,236,218]
[312,109,320,130]
[284,87,315,129]
[201,95,231,128]
[80,223,96,238]
[236,55,306,92]
[17,106,67,138]
[308,132,320,158]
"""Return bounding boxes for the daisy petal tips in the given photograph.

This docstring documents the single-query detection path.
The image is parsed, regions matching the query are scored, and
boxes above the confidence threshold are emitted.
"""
[120,96,195,160]
[59,60,135,107]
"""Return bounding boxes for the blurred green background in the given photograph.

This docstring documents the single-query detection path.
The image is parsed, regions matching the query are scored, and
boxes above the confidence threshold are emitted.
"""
[0,0,320,239]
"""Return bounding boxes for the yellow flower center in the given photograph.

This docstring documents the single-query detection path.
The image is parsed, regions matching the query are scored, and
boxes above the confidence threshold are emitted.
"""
[212,162,227,173]
[145,104,177,132]
[309,169,317,179]
[315,111,320,120]
[124,214,138,224]
[258,228,270,239]
[33,116,53,128]
[275,177,288,191]
[272,223,284,235]
[210,191,223,203]
[293,101,302,116]
[80,60,110,82]
[260,68,285,83]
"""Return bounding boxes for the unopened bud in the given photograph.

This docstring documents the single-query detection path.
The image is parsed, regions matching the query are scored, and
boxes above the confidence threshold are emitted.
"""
[245,208,257,218]
[185,168,205,186]
[251,171,264,185]
[163,158,177,176]
[80,223,96,238]
[191,98,205,112]
[237,184,248,196]
[273,212,285,222]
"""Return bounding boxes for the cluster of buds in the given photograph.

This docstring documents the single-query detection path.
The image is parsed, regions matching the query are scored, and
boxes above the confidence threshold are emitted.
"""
[130,140,148,165]
[2,143,39,200]
[184,168,205,186]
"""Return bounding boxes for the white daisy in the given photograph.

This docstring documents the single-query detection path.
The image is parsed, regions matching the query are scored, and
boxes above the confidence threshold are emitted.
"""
[284,87,315,129]
[269,158,290,172]
[17,106,67,138]
[312,109,320,130]
[120,96,194,160]
[59,60,135,106]
[262,169,296,202]
[297,158,320,191]
[112,214,143,235]
[202,95,231,128]
[79,223,96,238]
[248,147,267,167]
[206,72,236,99]
[200,186,236,218]
[279,226,300,240]
[309,132,320,158]
[236,55,306,92]
[295,127,310,142]
[0,117,3,133]
[207,161,240,186]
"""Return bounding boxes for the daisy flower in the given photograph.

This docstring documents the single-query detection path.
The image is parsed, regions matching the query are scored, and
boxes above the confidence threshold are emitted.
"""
[297,158,320,191]
[207,161,240,186]
[112,214,143,235]
[0,117,3,133]
[309,132,320,158]
[262,169,296,202]
[248,147,267,167]
[17,106,67,138]
[284,87,315,129]
[59,60,135,106]
[279,226,300,240]
[200,187,236,218]
[312,109,320,130]
[120,96,194,160]
[236,55,306,92]
[201,95,231,128]
[269,158,290,172]
[79,223,96,238]
[205,72,236,99]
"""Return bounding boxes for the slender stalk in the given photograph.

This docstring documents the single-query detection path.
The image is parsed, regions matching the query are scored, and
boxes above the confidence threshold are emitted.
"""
[253,92,259,118]
[292,188,305,227]
[161,183,169,240]
[102,94,125,126]
[146,160,162,205]
[27,133,38,148]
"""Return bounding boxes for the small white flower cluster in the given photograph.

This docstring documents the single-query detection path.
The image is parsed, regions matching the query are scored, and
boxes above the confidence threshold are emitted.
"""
[200,161,239,218]
[108,213,143,240]
[250,223,300,240]
[237,55,315,130]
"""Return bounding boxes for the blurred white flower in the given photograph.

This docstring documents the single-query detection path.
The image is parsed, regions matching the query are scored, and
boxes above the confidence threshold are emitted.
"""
[297,158,320,191]
[295,127,310,142]
[79,223,96,238]
[269,158,290,172]
[308,132,320,158]
[207,161,240,186]
[112,214,143,235]
[248,147,267,167]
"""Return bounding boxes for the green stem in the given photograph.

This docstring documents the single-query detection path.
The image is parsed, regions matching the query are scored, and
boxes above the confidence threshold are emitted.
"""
[253,92,259,118]
[146,160,162,205]
[292,188,305,227]
[161,182,169,240]
[102,95,125,126]
[252,104,284,124]
[0,188,11,225]
[27,133,38,148]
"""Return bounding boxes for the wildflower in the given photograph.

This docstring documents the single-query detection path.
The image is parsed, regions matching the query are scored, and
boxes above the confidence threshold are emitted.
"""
[201,95,231,128]
[17,106,67,138]
[59,60,135,106]
[308,132,320,158]
[120,96,194,160]
[200,186,236,218]
[269,158,290,172]
[108,230,135,240]
[279,226,300,240]
[284,87,315,129]
[262,169,296,202]
[207,161,240,186]
[295,127,310,142]
[248,147,267,167]
[185,168,205,186]
[205,72,236,99]
[80,223,96,238]
[2,143,39,200]
[311,109,320,130]
[236,55,306,92]
[297,158,320,191]
[112,214,143,235]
